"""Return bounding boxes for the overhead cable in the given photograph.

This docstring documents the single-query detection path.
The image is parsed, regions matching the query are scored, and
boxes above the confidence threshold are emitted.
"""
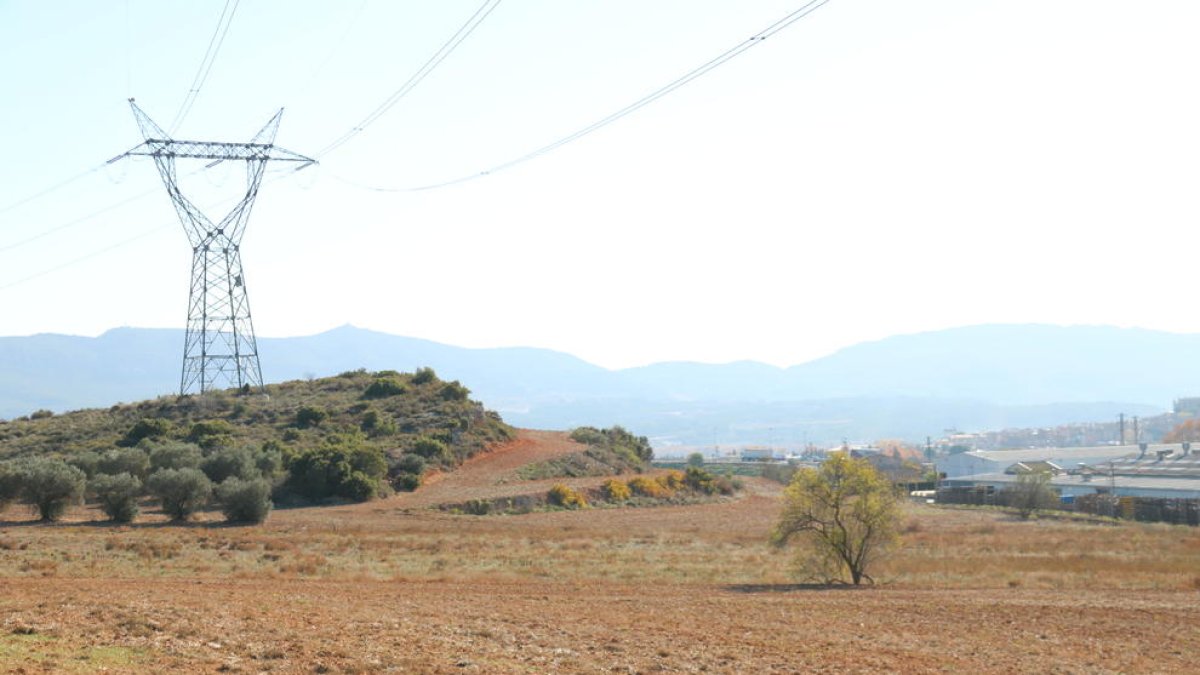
[0,164,108,218]
[334,0,831,192]
[169,0,241,134]
[315,0,505,158]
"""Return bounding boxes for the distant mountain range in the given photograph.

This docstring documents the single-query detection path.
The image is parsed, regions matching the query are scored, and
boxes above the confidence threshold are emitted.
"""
[1,324,1191,447]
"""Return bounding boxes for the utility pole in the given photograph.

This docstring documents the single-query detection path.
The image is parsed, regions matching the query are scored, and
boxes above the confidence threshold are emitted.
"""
[1118,413,1126,445]
[1133,416,1140,445]
[111,99,315,394]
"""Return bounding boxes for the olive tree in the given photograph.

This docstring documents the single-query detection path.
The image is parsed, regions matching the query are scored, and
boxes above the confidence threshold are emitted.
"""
[147,468,212,521]
[89,473,143,523]
[771,453,901,585]
[22,459,87,522]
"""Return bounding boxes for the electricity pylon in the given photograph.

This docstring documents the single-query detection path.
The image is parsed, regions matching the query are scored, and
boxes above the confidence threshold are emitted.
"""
[112,99,315,395]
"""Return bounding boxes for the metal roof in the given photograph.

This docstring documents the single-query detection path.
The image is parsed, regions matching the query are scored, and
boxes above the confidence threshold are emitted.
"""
[946,471,1200,494]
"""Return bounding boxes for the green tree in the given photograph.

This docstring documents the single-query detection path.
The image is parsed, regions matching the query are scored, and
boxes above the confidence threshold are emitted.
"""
[22,459,87,522]
[146,440,203,472]
[687,452,705,467]
[89,473,143,523]
[1009,471,1057,520]
[285,435,388,502]
[97,447,151,480]
[147,468,212,521]
[201,446,260,483]
[771,454,901,585]
[215,477,272,524]
[0,461,27,510]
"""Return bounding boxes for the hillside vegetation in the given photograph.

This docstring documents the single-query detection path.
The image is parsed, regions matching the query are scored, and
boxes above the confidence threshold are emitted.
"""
[0,368,512,512]
[516,426,653,480]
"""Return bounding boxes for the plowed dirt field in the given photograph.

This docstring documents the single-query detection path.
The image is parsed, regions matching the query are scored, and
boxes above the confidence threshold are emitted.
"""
[0,430,1198,673]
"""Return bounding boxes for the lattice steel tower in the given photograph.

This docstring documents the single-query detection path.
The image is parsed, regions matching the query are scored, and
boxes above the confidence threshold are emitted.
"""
[114,99,315,394]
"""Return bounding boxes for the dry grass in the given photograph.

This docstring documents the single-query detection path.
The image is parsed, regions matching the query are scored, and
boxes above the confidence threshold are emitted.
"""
[0,429,1197,672]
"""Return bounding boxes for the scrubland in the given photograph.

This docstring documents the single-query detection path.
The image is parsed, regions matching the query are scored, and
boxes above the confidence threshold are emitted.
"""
[1,430,1197,672]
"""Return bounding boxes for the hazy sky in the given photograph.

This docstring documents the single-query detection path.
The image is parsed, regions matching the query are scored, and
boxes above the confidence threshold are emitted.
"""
[1,1,1197,369]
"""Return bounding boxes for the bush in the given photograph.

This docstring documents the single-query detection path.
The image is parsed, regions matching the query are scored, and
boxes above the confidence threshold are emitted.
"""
[687,452,705,467]
[438,381,470,402]
[215,477,272,524]
[201,446,259,483]
[360,409,397,437]
[147,468,212,521]
[363,377,406,399]
[22,459,87,522]
[628,476,672,499]
[90,473,142,523]
[684,467,717,494]
[602,479,631,502]
[393,473,421,492]
[286,436,388,502]
[294,405,327,429]
[97,447,150,480]
[658,470,685,491]
[146,440,203,472]
[569,426,653,464]
[411,367,438,385]
[392,453,426,476]
[547,483,587,509]
[463,499,492,515]
[30,409,54,420]
[186,420,234,449]
[118,418,173,447]
[411,436,450,463]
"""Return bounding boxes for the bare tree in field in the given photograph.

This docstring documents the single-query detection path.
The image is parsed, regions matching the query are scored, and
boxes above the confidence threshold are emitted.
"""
[1009,471,1057,520]
[771,453,901,585]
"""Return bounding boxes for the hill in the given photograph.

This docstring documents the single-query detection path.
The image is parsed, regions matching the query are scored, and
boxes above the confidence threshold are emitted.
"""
[0,323,1190,444]
[0,368,513,500]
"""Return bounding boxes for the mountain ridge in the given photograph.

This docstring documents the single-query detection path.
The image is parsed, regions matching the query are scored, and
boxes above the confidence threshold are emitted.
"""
[1,323,1191,444]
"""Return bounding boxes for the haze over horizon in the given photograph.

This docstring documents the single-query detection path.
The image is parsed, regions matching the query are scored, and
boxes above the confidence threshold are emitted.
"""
[2,1,1197,370]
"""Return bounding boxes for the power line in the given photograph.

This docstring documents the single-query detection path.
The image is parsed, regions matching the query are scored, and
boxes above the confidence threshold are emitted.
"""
[0,224,171,292]
[332,0,831,193]
[315,0,505,158]
[169,0,241,135]
[0,164,108,217]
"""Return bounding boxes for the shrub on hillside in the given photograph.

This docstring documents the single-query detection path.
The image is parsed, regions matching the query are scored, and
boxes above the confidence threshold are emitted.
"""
[186,420,235,449]
[411,367,438,385]
[547,483,587,509]
[215,477,272,524]
[602,479,631,502]
[363,377,406,399]
[22,459,87,521]
[438,381,470,402]
[118,418,173,447]
[89,473,142,523]
[411,436,450,463]
[360,409,397,437]
[147,468,212,521]
[393,473,422,492]
[294,405,327,429]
